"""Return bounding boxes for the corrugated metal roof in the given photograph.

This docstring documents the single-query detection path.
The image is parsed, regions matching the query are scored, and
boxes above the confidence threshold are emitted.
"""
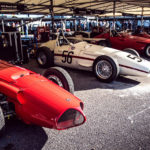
[0,0,149,16]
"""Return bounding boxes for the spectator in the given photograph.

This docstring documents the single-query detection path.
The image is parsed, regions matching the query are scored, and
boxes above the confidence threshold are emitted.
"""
[90,27,99,38]
[134,26,142,35]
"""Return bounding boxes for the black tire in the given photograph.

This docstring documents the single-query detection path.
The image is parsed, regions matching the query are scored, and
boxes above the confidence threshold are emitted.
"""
[0,106,5,136]
[93,55,119,83]
[123,48,140,57]
[36,47,54,68]
[43,67,74,94]
[98,40,110,47]
[144,45,150,58]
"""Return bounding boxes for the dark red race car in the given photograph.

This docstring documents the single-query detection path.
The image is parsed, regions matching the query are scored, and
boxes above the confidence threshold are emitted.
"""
[0,60,86,135]
[94,30,150,58]
[132,32,150,39]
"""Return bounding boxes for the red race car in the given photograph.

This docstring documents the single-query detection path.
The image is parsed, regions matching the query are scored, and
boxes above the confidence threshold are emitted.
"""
[94,30,150,58]
[132,32,150,39]
[0,60,86,135]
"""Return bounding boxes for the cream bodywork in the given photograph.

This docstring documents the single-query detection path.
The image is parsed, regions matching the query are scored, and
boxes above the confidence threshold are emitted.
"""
[67,36,105,42]
[41,39,150,77]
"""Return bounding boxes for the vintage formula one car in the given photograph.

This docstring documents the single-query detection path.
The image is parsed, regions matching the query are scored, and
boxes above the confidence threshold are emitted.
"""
[36,31,150,83]
[0,60,86,135]
[132,32,150,39]
[94,30,150,58]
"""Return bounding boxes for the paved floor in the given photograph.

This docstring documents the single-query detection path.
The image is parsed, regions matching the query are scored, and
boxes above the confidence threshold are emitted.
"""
[1,58,150,150]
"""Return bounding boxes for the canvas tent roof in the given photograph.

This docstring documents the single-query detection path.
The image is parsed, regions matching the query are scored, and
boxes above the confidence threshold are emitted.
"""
[0,0,150,16]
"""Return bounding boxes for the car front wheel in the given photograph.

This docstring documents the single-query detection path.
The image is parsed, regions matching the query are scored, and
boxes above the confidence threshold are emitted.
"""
[43,67,74,94]
[93,56,119,83]
[0,106,5,136]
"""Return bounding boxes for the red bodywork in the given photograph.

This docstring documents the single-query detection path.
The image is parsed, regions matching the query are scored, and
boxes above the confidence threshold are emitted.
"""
[94,31,150,55]
[0,60,86,130]
[132,32,150,39]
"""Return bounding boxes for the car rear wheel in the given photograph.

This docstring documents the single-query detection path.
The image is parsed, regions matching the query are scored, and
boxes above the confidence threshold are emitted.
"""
[36,47,54,68]
[0,106,5,136]
[93,56,119,83]
[145,45,150,58]
[43,67,74,94]
[123,48,140,57]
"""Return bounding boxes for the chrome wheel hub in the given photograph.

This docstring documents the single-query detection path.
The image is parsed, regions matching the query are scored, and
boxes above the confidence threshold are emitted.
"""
[96,60,112,79]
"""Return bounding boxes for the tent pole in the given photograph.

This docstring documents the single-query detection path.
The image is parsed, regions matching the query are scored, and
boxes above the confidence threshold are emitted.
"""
[1,19,5,32]
[141,7,144,31]
[50,0,54,33]
[113,0,116,30]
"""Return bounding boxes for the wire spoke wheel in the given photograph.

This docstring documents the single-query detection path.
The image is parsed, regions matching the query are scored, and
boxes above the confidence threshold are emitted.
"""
[96,60,112,79]
[93,56,119,83]
[47,75,64,88]
[43,67,74,94]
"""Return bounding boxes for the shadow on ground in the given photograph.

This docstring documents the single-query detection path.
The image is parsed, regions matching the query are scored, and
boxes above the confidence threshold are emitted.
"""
[65,68,140,91]
[22,58,141,92]
[0,119,48,150]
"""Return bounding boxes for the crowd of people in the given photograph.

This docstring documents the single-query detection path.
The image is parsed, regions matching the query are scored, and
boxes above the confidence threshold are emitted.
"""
[1,19,150,37]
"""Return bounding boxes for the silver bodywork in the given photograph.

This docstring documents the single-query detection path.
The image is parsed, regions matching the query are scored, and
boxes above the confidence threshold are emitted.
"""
[41,35,150,77]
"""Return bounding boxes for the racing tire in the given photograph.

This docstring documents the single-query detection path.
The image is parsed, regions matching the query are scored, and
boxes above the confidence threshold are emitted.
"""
[93,55,119,83]
[123,48,140,57]
[36,47,54,68]
[43,67,74,94]
[98,40,110,47]
[145,45,150,58]
[0,106,5,136]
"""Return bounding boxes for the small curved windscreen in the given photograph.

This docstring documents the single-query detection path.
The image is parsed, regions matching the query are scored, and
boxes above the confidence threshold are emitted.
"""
[57,109,85,129]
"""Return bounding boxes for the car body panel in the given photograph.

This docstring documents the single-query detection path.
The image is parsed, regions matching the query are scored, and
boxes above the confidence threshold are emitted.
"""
[132,32,150,39]
[0,60,86,130]
[94,31,150,54]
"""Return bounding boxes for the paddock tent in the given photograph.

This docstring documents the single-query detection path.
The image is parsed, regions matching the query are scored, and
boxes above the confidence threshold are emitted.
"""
[0,0,150,16]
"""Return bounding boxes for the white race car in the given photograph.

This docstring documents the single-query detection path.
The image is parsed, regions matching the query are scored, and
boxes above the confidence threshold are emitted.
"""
[36,32,150,83]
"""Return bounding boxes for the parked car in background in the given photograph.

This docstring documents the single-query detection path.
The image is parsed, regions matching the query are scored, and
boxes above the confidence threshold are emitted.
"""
[67,31,107,45]
[132,32,150,39]
[94,30,150,58]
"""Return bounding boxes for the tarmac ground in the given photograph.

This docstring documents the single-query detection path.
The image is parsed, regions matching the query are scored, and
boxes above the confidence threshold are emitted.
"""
[0,58,150,150]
